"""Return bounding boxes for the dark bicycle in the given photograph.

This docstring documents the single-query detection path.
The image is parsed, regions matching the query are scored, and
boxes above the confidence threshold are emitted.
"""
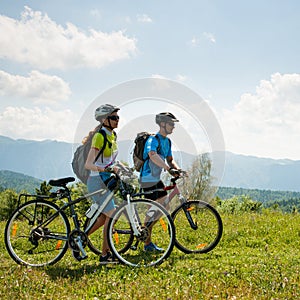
[4,166,175,267]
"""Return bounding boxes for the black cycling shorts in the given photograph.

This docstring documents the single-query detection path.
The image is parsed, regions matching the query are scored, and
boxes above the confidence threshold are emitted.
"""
[142,180,167,201]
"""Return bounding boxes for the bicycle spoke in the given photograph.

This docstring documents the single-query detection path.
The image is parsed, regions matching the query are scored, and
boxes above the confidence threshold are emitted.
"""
[172,200,223,254]
[108,199,175,267]
[5,200,70,266]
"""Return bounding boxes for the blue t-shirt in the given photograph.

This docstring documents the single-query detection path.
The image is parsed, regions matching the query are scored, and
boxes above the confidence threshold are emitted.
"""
[140,133,172,183]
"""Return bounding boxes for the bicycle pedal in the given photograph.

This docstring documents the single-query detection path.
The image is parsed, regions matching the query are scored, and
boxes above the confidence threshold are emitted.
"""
[78,255,88,261]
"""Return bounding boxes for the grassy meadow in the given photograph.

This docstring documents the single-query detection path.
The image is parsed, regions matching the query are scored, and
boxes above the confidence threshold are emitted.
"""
[1,210,300,299]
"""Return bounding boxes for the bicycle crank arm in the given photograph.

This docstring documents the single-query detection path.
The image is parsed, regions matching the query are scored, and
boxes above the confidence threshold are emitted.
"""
[75,237,88,260]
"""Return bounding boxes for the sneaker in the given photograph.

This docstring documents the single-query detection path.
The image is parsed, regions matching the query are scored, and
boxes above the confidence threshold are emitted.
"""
[99,252,118,264]
[144,242,164,252]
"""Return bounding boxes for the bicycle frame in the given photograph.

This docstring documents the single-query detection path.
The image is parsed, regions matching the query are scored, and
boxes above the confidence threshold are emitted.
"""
[82,188,114,234]
[18,175,151,259]
[15,184,117,259]
[144,177,199,230]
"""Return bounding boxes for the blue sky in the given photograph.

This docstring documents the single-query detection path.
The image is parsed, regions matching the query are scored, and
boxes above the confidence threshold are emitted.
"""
[0,1,300,160]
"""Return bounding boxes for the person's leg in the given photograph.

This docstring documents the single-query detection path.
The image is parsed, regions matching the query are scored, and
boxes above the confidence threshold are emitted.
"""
[142,181,167,249]
[87,213,106,235]
[101,208,115,256]
[86,175,109,235]
[99,208,119,263]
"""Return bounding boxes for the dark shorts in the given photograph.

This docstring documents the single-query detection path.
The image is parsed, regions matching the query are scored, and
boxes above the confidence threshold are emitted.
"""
[142,180,167,201]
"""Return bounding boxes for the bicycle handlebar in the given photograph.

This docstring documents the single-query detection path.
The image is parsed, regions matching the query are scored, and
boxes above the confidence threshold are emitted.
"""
[170,170,187,183]
[104,161,136,179]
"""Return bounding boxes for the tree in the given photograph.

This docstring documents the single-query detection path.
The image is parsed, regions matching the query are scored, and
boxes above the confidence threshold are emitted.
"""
[35,181,52,196]
[0,189,18,220]
[69,182,89,217]
[184,153,216,201]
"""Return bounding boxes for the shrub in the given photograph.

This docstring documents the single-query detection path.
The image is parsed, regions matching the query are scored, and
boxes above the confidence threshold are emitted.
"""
[218,195,262,214]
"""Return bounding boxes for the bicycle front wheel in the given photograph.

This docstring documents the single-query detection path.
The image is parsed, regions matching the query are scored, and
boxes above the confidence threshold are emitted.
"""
[4,200,70,266]
[107,199,175,267]
[172,200,223,254]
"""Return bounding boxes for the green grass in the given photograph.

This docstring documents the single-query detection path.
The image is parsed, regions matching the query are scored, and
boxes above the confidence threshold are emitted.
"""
[1,211,300,299]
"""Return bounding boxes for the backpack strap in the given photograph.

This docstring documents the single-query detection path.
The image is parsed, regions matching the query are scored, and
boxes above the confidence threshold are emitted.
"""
[154,134,161,154]
[141,134,169,173]
[94,129,116,163]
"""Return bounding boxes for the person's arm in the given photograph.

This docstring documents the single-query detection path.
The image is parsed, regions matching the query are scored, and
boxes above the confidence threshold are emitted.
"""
[85,132,106,172]
[148,151,170,171]
[85,148,106,172]
[166,156,180,170]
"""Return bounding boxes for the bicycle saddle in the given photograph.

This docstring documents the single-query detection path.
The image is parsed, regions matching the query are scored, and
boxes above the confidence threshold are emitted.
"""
[48,177,75,187]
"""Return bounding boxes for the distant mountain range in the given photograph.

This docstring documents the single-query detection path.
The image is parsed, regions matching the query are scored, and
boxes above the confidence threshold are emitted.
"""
[0,170,42,193]
[1,135,300,192]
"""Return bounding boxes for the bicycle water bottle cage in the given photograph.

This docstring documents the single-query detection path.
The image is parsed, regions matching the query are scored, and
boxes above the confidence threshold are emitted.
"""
[49,177,75,187]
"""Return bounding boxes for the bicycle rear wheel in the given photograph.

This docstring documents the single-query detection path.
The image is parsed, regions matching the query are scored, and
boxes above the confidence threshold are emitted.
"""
[4,200,70,266]
[172,200,223,254]
[84,211,134,255]
[107,199,175,267]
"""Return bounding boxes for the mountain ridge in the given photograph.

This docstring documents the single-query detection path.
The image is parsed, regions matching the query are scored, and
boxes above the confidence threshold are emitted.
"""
[0,135,299,191]
[0,170,42,193]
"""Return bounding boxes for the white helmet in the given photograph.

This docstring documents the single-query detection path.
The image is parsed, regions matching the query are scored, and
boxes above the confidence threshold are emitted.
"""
[95,104,119,121]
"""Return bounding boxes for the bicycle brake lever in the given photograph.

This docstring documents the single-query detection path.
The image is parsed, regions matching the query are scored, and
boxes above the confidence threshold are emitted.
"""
[104,166,114,173]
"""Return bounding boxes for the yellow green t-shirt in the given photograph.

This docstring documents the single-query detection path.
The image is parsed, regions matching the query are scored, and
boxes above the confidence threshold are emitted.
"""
[90,129,118,174]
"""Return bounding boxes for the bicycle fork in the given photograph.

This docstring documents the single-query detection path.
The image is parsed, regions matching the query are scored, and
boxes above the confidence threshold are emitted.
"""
[125,196,161,251]
[180,197,198,230]
[126,195,143,237]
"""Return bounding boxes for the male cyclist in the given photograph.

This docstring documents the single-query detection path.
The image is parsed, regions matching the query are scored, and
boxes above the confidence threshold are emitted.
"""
[140,112,181,251]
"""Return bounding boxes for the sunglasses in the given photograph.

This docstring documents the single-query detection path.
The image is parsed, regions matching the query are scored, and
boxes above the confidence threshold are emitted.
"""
[167,122,175,127]
[107,115,119,121]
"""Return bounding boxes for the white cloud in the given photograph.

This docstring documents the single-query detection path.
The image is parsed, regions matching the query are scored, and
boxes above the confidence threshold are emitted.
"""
[203,32,216,43]
[190,36,200,47]
[0,106,78,142]
[189,32,216,47]
[220,73,300,159]
[176,74,187,82]
[0,6,137,70]
[137,14,153,23]
[0,70,71,105]
[151,74,168,79]
[151,74,187,84]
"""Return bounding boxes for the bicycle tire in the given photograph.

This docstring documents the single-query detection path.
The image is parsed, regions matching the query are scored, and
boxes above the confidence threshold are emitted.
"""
[84,211,134,255]
[171,200,223,254]
[107,199,175,267]
[4,199,70,267]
